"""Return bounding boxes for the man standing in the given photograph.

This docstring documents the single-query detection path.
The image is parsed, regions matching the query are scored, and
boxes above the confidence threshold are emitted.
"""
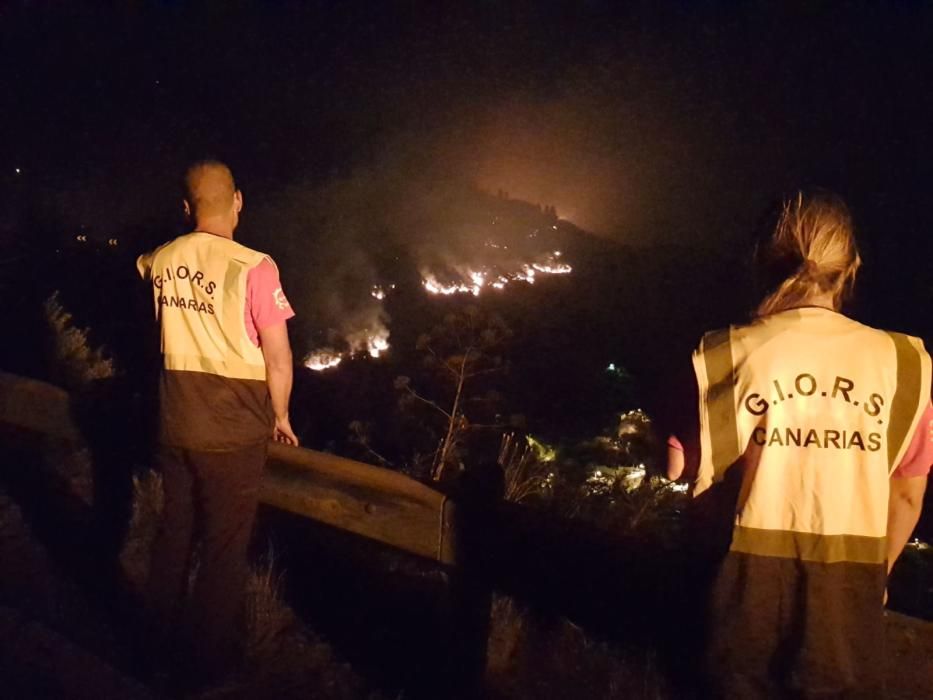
[137,160,298,681]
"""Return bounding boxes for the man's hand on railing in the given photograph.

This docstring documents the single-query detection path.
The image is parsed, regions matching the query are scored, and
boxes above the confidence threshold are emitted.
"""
[273,414,299,446]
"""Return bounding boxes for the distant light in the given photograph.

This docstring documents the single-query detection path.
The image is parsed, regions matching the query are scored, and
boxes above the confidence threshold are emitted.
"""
[108,238,118,246]
[551,225,558,230]
[607,363,616,371]
[14,168,21,174]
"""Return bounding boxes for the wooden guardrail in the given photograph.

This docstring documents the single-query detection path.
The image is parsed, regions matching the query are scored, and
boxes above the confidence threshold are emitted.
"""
[0,371,460,566]
[0,371,83,443]
[263,443,459,564]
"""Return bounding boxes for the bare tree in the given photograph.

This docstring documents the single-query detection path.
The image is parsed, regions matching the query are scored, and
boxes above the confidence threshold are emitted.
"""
[395,306,512,481]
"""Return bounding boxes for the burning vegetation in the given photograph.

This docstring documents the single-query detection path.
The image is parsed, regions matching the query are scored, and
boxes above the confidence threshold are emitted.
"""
[299,190,575,372]
[304,325,390,371]
[305,245,571,372]
[421,250,571,297]
[248,140,581,378]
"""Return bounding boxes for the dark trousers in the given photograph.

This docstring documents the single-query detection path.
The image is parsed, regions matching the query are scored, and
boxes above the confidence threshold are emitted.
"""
[146,441,267,679]
[705,552,886,699]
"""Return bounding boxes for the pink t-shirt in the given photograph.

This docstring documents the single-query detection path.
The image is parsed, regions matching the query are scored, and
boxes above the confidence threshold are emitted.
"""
[245,258,295,346]
[892,401,933,479]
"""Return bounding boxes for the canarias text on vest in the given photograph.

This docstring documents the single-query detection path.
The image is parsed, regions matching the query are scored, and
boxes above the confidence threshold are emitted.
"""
[743,374,885,452]
[153,264,217,316]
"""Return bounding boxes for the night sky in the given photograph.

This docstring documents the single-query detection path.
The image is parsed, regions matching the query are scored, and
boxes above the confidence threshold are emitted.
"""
[4,5,933,691]
[2,1,932,333]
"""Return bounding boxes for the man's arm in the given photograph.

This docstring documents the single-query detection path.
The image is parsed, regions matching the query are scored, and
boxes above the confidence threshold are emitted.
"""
[136,251,154,280]
[257,321,298,446]
[887,475,927,574]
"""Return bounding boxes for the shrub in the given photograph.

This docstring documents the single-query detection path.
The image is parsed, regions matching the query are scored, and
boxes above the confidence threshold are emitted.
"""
[43,291,114,390]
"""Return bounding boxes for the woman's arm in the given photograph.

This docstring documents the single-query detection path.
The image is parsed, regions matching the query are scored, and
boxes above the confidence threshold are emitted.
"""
[658,360,701,482]
[887,475,927,573]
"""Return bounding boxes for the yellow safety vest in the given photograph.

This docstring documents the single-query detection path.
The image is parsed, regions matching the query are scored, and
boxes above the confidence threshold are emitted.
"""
[138,232,277,450]
[138,231,269,382]
[693,307,931,565]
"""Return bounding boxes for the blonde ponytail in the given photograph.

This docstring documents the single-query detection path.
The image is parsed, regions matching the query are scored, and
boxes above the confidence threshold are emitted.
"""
[755,192,861,317]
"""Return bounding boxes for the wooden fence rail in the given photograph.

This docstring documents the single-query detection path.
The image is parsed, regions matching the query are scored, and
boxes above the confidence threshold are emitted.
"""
[0,371,460,566]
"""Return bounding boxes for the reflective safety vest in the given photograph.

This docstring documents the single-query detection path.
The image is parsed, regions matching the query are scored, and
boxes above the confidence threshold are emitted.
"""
[137,231,274,449]
[693,307,931,565]
[138,231,269,381]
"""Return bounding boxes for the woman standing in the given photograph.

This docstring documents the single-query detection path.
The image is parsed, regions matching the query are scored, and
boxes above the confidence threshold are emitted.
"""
[671,193,932,698]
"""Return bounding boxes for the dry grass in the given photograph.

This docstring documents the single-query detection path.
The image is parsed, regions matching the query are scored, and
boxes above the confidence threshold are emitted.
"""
[243,548,296,666]
[119,470,163,591]
[231,552,378,700]
[485,594,673,700]
[120,469,376,698]
[498,433,554,504]
[485,593,527,679]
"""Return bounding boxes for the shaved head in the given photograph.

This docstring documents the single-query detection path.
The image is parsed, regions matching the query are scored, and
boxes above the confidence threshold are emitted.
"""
[184,160,237,219]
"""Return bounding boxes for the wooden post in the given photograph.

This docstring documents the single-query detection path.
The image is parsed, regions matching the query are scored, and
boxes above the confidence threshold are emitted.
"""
[441,460,502,697]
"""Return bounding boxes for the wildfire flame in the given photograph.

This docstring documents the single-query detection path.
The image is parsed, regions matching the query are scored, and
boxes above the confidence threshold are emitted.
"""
[304,323,391,372]
[370,283,396,301]
[421,251,571,297]
[306,244,570,371]
[367,334,389,358]
[304,349,343,371]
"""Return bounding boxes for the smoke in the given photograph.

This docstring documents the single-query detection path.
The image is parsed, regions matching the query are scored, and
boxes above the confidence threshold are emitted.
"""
[248,127,582,368]
[243,44,717,367]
